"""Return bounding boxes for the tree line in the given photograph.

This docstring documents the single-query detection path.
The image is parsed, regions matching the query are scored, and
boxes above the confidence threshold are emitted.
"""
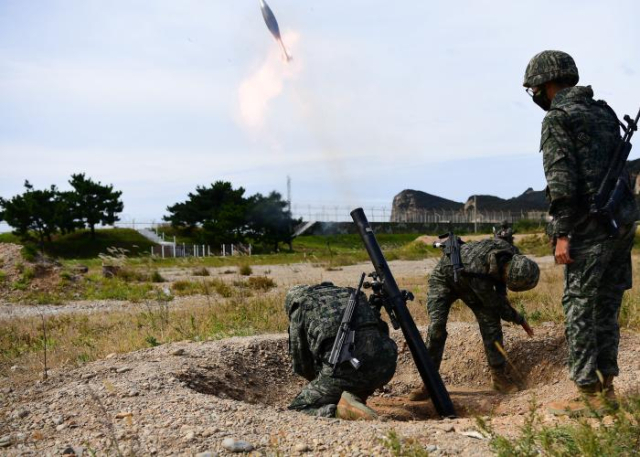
[0,177,299,253]
[163,181,300,252]
[0,174,124,246]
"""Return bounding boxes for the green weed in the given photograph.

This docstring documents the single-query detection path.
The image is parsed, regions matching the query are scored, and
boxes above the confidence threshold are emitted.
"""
[381,430,430,456]
[478,395,640,456]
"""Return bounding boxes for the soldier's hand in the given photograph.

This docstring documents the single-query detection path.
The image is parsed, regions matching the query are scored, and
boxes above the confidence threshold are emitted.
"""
[554,236,573,264]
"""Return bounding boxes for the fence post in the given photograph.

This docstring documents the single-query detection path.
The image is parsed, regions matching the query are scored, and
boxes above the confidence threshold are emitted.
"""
[150,246,153,257]
[161,245,165,259]
[231,244,235,256]
[222,244,226,256]
[249,244,252,256]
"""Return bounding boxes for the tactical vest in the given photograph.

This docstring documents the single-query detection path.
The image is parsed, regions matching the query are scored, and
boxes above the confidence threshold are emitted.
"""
[543,93,622,204]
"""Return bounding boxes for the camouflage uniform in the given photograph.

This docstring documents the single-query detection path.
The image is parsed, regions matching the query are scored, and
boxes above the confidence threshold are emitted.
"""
[427,239,525,370]
[538,85,638,386]
[285,283,397,416]
[494,220,515,246]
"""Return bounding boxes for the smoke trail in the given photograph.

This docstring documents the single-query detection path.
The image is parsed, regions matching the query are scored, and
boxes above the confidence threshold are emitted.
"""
[237,31,300,131]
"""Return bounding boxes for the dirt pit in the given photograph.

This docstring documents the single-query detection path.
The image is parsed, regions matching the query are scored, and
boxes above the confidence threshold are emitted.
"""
[176,322,567,421]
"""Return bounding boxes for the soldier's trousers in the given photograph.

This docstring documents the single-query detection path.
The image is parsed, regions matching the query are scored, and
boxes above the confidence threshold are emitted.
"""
[288,328,397,416]
[562,225,635,386]
[426,267,507,370]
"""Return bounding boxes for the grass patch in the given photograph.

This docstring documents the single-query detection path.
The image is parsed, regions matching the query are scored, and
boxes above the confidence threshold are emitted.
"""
[1,228,155,259]
[478,396,640,456]
[516,234,552,257]
[238,264,253,276]
[0,292,288,381]
[246,276,276,291]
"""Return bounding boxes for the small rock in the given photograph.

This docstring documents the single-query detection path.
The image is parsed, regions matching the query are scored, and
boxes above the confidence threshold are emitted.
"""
[426,445,438,452]
[56,424,66,432]
[62,445,84,456]
[0,435,12,448]
[12,409,29,419]
[222,438,254,453]
[126,389,139,397]
[294,443,311,453]
[115,412,133,419]
[171,348,186,356]
[184,431,195,441]
[116,367,132,374]
[10,365,20,372]
[195,452,215,457]
[53,415,65,425]
[106,353,117,359]
[459,430,486,440]
[437,424,455,433]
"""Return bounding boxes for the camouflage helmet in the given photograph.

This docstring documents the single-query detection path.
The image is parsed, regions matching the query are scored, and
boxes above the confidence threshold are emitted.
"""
[523,50,579,88]
[506,255,540,292]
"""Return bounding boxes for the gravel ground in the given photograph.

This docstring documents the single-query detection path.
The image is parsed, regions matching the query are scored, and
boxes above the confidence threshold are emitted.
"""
[2,323,640,456]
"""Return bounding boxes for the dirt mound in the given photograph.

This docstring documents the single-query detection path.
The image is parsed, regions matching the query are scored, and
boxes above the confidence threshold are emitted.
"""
[3,324,640,455]
[0,243,69,301]
[0,243,26,282]
[176,323,568,420]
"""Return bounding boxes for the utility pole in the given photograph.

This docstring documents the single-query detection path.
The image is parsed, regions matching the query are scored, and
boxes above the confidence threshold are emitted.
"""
[474,195,478,233]
[287,175,292,214]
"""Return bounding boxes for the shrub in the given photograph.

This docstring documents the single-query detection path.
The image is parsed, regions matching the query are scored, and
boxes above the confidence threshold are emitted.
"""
[192,267,210,276]
[247,276,276,291]
[150,270,166,283]
[239,264,253,276]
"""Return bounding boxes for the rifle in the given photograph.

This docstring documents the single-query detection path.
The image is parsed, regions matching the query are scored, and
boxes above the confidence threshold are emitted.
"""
[351,208,457,418]
[589,106,640,235]
[433,229,464,282]
[327,272,366,375]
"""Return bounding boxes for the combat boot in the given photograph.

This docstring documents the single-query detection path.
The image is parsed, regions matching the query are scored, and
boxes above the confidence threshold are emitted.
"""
[408,385,430,402]
[336,391,378,421]
[490,366,519,394]
[547,383,612,417]
[602,375,617,402]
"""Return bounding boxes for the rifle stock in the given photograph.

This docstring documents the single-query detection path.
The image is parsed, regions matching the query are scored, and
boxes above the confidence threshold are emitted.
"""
[351,208,456,418]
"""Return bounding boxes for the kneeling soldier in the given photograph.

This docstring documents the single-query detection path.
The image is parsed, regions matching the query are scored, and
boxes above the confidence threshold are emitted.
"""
[285,282,397,419]
[410,239,539,400]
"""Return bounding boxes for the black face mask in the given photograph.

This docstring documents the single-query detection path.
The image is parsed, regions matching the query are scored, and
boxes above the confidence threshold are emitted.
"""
[532,86,551,111]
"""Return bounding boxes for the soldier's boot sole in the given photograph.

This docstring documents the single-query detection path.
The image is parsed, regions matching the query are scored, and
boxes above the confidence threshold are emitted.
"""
[336,392,378,421]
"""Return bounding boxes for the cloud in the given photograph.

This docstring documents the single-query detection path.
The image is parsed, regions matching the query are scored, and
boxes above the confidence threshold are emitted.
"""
[237,31,301,130]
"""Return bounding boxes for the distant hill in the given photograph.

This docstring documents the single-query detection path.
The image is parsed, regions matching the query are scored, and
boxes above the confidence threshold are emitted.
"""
[390,190,463,221]
[391,188,547,221]
[465,188,547,212]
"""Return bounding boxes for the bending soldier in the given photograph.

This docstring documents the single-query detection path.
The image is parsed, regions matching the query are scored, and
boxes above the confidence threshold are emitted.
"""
[410,239,539,400]
[523,50,638,416]
[285,282,397,419]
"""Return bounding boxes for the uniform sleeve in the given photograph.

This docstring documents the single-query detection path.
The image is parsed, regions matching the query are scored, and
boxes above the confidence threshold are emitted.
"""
[541,110,578,235]
[470,280,524,325]
[287,307,317,381]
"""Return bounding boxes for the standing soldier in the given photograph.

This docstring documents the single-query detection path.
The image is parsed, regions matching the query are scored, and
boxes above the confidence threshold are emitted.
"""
[523,50,638,416]
[409,238,539,401]
[285,282,397,419]
[494,220,515,245]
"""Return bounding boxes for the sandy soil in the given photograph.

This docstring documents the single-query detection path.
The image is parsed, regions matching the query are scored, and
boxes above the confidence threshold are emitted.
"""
[2,322,640,456]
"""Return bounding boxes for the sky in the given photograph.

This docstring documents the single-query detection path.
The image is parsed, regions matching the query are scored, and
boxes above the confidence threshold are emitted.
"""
[1,0,639,226]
